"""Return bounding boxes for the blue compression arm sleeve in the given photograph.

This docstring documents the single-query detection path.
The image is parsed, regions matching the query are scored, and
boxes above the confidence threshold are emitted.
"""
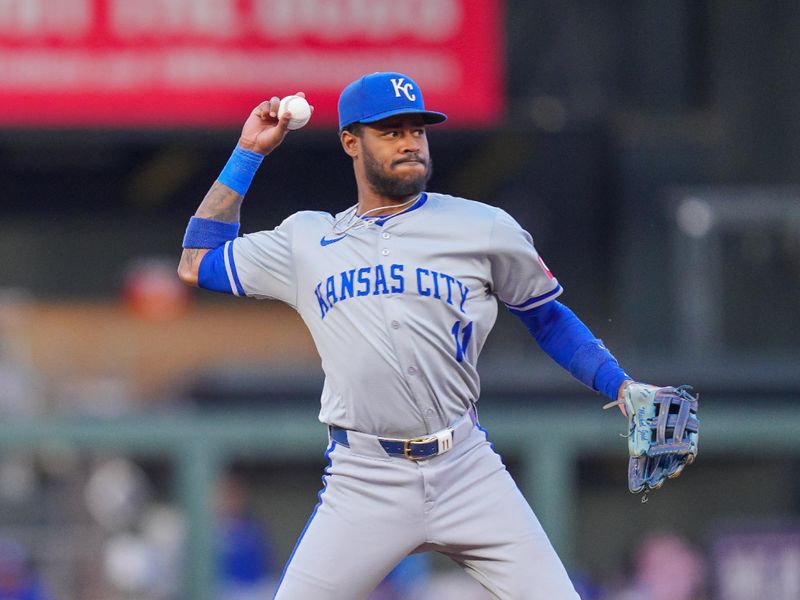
[197,243,245,296]
[514,301,630,400]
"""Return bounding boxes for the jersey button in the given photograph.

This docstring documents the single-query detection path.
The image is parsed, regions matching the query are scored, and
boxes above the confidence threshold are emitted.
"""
[381,248,390,256]
[391,320,400,329]
[407,366,417,376]
[381,232,391,239]
[424,408,435,418]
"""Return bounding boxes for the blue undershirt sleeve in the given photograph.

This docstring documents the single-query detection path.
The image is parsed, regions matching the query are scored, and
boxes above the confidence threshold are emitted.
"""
[198,244,238,295]
[513,300,630,400]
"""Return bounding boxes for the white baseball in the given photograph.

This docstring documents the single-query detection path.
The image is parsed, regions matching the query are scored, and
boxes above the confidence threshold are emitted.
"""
[278,95,312,130]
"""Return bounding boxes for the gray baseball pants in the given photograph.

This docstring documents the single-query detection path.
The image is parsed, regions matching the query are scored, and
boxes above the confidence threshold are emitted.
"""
[273,419,580,599]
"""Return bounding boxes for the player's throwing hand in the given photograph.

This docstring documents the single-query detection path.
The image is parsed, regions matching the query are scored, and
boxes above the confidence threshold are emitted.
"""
[238,92,313,156]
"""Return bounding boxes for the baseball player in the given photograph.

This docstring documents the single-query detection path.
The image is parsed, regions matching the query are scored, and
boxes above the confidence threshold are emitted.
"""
[178,72,639,599]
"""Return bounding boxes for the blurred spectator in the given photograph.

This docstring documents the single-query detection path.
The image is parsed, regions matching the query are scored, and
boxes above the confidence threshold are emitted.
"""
[0,538,54,600]
[0,291,41,419]
[122,258,190,322]
[0,293,42,507]
[711,526,800,600]
[214,473,277,600]
[602,532,707,600]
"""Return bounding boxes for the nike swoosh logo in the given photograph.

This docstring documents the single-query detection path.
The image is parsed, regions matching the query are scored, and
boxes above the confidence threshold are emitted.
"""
[320,234,347,246]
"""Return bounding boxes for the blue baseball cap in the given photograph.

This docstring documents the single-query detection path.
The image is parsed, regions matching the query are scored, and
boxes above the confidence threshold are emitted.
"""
[338,72,448,130]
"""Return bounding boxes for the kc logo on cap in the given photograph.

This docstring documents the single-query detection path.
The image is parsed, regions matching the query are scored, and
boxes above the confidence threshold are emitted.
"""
[338,71,447,130]
[390,78,416,102]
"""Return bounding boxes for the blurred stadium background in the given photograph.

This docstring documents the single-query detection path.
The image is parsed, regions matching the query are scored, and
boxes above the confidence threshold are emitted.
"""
[1,1,800,599]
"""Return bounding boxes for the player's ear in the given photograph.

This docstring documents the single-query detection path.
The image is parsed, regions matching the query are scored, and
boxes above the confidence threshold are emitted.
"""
[340,130,361,158]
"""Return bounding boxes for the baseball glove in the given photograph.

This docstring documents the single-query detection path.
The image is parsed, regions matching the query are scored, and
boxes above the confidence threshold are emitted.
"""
[604,383,699,501]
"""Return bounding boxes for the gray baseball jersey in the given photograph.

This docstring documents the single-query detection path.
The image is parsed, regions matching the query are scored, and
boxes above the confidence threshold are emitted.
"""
[207,191,579,599]
[223,192,562,438]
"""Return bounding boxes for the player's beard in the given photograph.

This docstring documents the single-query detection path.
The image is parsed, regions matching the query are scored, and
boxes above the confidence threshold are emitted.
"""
[362,146,433,201]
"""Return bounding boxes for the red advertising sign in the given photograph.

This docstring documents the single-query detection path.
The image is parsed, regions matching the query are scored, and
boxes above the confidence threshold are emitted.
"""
[0,0,504,128]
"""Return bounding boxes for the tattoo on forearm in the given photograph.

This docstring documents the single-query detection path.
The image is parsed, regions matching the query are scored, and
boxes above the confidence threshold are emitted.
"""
[183,249,200,269]
[178,248,208,284]
[180,248,199,271]
[194,182,244,223]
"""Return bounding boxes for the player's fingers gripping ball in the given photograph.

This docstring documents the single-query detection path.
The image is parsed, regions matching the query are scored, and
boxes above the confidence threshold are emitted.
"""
[278,95,312,130]
[605,383,699,501]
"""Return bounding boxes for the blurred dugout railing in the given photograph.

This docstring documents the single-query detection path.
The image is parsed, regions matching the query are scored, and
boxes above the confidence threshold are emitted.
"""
[669,186,800,360]
[2,402,800,600]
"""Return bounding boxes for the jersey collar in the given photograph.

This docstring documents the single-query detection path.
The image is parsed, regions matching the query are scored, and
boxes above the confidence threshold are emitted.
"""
[361,193,428,227]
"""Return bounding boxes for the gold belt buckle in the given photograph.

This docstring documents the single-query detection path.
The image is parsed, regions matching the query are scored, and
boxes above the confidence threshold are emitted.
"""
[403,435,436,461]
[403,428,455,461]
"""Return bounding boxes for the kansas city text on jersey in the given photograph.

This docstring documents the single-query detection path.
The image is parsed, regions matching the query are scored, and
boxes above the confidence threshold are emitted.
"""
[313,263,470,319]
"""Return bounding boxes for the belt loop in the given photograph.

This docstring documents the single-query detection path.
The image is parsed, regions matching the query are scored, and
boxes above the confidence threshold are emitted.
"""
[329,426,350,447]
[469,403,478,426]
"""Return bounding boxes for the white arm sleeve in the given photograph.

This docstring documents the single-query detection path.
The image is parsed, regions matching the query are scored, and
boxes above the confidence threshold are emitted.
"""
[488,209,562,312]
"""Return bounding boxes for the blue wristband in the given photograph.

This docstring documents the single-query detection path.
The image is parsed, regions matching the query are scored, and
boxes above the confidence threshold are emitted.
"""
[217,146,264,196]
[182,217,240,249]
